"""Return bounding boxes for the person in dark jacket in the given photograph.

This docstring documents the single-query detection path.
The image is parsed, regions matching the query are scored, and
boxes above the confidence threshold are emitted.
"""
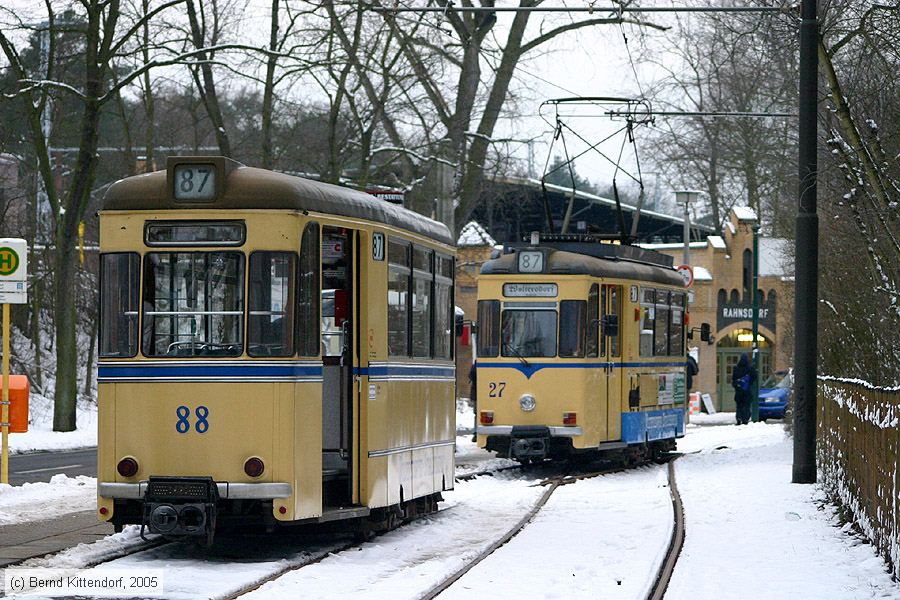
[686,354,699,391]
[731,352,757,425]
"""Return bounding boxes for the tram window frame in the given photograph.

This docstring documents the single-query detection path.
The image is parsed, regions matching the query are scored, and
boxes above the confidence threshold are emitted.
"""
[606,285,622,358]
[669,292,685,357]
[144,220,245,247]
[141,251,245,358]
[434,254,454,360]
[411,245,433,358]
[99,252,140,358]
[639,288,656,357]
[297,222,320,357]
[248,251,297,357]
[559,300,586,358]
[388,238,411,357]
[654,290,671,356]
[501,307,558,358]
[476,300,500,358]
[586,283,600,358]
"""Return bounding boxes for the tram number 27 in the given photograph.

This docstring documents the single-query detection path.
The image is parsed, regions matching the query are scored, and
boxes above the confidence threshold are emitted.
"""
[488,382,506,398]
[176,405,210,434]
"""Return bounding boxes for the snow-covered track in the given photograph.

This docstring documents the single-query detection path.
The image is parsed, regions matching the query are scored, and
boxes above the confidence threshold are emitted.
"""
[454,463,523,482]
[646,458,685,600]
[417,464,626,600]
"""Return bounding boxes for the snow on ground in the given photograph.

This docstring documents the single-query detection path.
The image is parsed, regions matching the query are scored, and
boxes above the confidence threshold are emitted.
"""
[0,474,96,525]
[441,465,673,600]
[22,526,154,569]
[241,475,545,600]
[454,435,518,476]
[8,392,97,454]
[667,420,899,600]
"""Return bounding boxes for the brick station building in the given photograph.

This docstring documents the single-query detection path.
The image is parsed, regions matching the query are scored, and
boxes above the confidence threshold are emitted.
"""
[454,208,794,412]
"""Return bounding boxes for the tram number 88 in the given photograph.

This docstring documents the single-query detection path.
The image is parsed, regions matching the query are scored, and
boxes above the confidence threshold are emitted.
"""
[175,405,210,434]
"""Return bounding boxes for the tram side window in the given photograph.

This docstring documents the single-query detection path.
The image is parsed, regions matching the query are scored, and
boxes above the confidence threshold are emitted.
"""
[654,290,670,356]
[298,222,320,357]
[142,252,244,357]
[639,288,655,357]
[434,254,454,359]
[476,300,500,357]
[586,284,600,358]
[99,253,140,358]
[411,246,433,358]
[559,300,586,358]
[388,240,410,357]
[249,252,296,357]
[669,292,685,356]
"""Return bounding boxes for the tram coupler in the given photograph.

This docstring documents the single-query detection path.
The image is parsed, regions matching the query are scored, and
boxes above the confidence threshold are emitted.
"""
[141,476,219,546]
[510,426,551,461]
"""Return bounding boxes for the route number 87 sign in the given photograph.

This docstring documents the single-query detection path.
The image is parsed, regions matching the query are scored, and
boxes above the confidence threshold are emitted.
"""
[372,232,385,261]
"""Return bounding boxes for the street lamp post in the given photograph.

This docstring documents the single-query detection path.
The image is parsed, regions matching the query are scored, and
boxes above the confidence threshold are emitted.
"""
[675,191,699,265]
[751,223,761,422]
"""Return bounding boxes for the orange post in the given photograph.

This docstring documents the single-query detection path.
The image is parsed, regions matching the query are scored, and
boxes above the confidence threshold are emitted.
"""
[7,375,28,433]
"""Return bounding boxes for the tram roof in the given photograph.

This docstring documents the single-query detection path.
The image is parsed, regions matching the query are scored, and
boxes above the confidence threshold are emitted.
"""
[102,158,454,246]
[481,246,686,287]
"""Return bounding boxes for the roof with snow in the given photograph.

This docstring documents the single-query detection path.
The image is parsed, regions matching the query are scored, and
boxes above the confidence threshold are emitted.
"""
[760,238,793,277]
[708,235,726,249]
[732,206,758,222]
[693,266,713,281]
[457,221,497,247]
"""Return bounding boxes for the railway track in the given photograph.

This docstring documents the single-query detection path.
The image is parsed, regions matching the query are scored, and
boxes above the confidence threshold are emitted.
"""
[419,455,685,600]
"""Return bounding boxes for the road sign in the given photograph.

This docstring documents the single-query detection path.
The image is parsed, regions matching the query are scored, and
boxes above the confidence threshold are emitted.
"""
[676,264,694,288]
[0,239,27,304]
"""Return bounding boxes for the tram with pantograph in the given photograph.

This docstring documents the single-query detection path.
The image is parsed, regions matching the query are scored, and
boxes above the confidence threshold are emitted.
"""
[475,235,708,463]
[96,156,456,543]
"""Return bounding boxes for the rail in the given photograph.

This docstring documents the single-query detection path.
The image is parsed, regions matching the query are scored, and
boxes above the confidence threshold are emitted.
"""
[818,376,900,579]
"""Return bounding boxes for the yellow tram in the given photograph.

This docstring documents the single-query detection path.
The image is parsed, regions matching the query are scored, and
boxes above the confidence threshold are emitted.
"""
[96,157,456,542]
[475,236,698,462]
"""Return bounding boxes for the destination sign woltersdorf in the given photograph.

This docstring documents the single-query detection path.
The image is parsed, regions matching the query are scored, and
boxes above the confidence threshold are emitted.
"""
[503,283,558,298]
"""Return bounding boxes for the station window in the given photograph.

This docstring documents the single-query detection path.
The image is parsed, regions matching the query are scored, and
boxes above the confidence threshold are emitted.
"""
[411,246,433,358]
[559,300,586,358]
[639,288,655,357]
[297,222,320,357]
[476,300,500,358]
[248,252,296,357]
[388,239,410,357]
[434,254,454,360]
[586,284,600,358]
[654,290,670,356]
[99,253,140,358]
[142,252,244,357]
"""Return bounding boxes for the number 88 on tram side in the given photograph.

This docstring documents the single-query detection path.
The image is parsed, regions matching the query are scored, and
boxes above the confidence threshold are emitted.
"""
[474,237,707,463]
[96,157,457,543]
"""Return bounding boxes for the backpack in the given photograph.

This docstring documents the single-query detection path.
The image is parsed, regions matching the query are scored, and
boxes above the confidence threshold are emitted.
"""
[736,374,751,392]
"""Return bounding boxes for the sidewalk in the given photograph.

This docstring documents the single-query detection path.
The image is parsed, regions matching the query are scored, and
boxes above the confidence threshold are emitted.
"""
[0,511,112,567]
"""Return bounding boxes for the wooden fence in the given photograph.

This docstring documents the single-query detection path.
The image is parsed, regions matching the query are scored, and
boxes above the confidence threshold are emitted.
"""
[818,376,900,579]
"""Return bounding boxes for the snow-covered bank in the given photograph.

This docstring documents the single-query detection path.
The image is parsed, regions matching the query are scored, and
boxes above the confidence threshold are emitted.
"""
[8,392,97,455]
[0,474,96,525]
[667,422,899,599]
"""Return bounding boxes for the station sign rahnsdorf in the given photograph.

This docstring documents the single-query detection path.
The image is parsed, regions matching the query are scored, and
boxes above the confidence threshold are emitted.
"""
[0,239,28,304]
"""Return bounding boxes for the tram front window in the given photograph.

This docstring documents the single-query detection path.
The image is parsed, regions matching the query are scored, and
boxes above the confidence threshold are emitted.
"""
[142,252,244,357]
[501,309,557,358]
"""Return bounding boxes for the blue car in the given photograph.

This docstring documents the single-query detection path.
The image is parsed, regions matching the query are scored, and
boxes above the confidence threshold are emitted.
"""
[758,371,792,420]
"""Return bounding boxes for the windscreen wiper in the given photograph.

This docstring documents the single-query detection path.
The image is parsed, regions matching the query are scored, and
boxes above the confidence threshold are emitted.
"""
[503,342,531,368]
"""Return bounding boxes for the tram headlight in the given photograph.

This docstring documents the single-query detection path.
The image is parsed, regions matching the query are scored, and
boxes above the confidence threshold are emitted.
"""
[519,394,537,412]
[116,456,139,478]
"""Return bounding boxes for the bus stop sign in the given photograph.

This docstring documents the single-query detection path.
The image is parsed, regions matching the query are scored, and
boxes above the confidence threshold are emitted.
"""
[0,238,27,304]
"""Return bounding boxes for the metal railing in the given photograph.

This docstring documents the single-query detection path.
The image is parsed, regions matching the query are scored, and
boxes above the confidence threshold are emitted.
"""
[817,376,900,578]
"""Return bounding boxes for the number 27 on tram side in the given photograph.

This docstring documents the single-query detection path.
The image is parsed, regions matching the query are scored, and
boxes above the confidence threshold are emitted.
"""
[96,157,456,543]
[474,240,705,463]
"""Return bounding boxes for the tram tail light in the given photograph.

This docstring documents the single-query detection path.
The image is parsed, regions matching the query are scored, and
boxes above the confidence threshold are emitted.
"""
[244,457,265,478]
[117,457,139,478]
[480,411,494,425]
[563,412,577,426]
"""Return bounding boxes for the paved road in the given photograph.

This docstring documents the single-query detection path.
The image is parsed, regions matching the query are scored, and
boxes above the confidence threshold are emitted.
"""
[7,448,97,485]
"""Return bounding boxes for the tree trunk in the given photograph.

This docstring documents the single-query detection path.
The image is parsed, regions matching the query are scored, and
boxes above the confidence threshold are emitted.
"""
[83,302,97,398]
[186,0,232,157]
[142,0,155,171]
[260,0,279,169]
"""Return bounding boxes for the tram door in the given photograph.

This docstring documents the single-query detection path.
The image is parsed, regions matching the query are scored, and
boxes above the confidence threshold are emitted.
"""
[321,227,356,507]
[603,284,623,441]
